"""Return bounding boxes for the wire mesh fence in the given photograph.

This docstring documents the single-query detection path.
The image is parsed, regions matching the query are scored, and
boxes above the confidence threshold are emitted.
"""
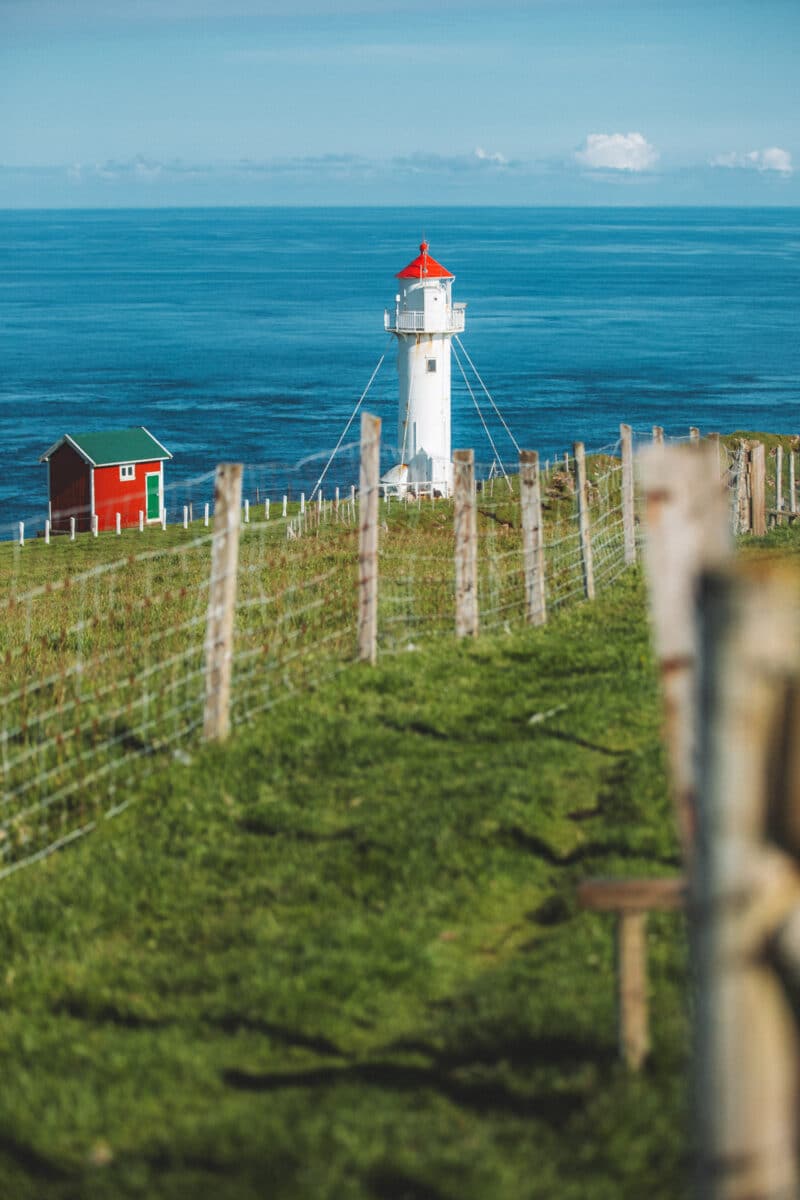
[0,423,791,879]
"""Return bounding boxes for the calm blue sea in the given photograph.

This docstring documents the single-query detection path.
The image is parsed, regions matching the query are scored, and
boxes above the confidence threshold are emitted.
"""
[1,206,798,535]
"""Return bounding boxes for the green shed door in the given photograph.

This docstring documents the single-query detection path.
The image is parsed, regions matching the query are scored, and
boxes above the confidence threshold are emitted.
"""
[146,472,160,520]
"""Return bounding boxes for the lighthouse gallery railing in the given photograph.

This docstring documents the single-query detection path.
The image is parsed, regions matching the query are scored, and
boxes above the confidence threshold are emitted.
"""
[384,305,466,334]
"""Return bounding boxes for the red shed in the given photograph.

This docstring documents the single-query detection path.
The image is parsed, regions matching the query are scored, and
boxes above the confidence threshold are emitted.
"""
[40,427,172,533]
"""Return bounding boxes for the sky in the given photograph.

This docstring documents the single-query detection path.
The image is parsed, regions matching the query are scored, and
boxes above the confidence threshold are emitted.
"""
[1,0,798,206]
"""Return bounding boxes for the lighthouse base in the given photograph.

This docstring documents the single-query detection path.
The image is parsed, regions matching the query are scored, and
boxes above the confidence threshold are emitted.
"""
[381,451,451,498]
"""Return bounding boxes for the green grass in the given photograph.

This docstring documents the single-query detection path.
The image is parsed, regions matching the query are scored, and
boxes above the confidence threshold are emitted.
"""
[0,566,689,1200]
[1,439,793,1197]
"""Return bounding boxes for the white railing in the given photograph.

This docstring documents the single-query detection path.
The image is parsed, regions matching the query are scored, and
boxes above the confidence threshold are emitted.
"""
[384,305,466,334]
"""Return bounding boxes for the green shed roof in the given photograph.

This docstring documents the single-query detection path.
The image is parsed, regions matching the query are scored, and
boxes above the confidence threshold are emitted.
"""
[41,427,172,466]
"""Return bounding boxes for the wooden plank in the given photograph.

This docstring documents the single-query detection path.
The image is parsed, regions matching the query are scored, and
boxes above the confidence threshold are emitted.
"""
[573,441,595,600]
[203,462,243,741]
[519,449,546,626]
[694,562,800,1199]
[791,451,797,515]
[638,443,731,859]
[358,412,381,664]
[454,449,479,638]
[620,423,636,566]
[578,877,686,912]
[750,440,766,536]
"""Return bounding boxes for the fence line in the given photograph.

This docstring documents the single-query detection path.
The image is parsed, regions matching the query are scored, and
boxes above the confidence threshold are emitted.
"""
[0,423,795,880]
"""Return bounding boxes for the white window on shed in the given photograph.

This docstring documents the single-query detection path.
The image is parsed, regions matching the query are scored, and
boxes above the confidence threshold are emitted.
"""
[119,464,135,481]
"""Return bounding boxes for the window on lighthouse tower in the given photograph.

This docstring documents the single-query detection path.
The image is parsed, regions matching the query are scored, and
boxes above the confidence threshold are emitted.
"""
[426,358,437,373]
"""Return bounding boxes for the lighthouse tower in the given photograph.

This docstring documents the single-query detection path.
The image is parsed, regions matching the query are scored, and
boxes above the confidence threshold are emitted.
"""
[383,242,466,495]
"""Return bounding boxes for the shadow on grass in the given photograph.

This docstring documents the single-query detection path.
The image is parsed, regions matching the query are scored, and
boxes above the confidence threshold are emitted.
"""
[222,1045,596,1125]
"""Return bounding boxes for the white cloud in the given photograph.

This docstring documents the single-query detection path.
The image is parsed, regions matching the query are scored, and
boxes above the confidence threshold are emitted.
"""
[710,146,793,175]
[473,147,508,166]
[574,132,658,173]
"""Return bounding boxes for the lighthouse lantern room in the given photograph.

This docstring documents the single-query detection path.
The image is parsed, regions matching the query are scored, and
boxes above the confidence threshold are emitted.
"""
[383,241,466,495]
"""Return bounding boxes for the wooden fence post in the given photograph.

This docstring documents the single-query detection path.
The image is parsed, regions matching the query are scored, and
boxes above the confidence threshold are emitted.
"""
[791,451,797,516]
[573,442,595,600]
[694,562,800,1199]
[203,463,243,741]
[519,450,546,626]
[454,449,479,637]
[707,432,721,481]
[776,444,784,524]
[735,442,751,534]
[638,443,731,858]
[749,440,766,536]
[358,412,381,664]
[652,426,664,445]
[690,426,700,443]
[620,423,636,566]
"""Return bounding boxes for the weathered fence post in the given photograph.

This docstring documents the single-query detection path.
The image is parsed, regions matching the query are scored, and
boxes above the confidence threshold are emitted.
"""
[749,440,766,536]
[791,450,797,516]
[18,521,24,547]
[203,463,243,741]
[638,443,731,858]
[70,516,75,541]
[115,512,121,536]
[519,450,546,626]
[707,432,721,481]
[139,510,144,532]
[776,443,784,524]
[620,423,636,566]
[694,562,800,1199]
[358,412,381,664]
[690,426,700,444]
[652,426,664,445]
[44,519,50,545]
[573,442,595,601]
[735,441,751,534]
[454,449,479,638]
[92,513,98,538]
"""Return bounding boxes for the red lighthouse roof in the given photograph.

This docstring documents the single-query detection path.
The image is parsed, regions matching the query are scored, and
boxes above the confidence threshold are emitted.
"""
[396,241,454,280]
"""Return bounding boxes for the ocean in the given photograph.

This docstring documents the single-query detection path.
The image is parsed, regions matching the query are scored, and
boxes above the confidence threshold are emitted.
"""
[1,206,798,535]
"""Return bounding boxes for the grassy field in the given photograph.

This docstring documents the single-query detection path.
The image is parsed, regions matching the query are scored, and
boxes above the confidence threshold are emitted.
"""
[0,433,793,1197]
[0,564,689,1200]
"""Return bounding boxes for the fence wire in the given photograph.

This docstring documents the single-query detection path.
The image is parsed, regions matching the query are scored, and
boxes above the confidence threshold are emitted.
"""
[1,428,776,878]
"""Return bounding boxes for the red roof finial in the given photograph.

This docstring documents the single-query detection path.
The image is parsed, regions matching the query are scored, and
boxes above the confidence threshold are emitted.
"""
[396,241,454,280]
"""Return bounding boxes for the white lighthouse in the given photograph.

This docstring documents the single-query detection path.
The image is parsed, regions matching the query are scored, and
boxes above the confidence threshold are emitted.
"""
[383,241,466,495]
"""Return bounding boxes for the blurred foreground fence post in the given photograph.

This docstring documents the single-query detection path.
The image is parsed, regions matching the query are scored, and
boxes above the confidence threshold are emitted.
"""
[620,423,636,566]
[520,450,546,626]
[639,442,731,859]
[573,441,595,601]
[358,412,381,664]
[694,562,800,1199]
[203,463,243,741]
[454,449,479,638]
